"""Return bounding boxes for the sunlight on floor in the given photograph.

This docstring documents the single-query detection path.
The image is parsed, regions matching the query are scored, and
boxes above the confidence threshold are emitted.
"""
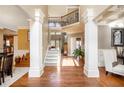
[62,57,79,66]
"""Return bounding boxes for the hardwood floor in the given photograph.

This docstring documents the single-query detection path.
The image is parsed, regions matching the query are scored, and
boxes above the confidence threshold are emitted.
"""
[15,54,30,67]
[15,60,30,67]
[10,57,124,87]
[15,62,30,67]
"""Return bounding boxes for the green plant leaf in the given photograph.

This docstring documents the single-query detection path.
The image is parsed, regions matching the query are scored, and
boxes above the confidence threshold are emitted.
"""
[73,48,84,58]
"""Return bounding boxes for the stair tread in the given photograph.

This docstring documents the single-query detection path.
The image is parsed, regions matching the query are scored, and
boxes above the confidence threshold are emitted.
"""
[44,48,60,64]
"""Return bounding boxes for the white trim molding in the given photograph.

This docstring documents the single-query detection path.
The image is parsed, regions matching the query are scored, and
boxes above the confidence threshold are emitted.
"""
[84,65,99,77]
[29,67,44,77]
[35,9,45,24]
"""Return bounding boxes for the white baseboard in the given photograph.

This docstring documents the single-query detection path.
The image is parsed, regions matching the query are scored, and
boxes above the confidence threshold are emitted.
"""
[84,66,99,77]
[29,67,44,77]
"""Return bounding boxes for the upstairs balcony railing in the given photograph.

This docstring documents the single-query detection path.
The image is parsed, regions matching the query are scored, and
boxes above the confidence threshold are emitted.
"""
[48,17,61,27]
[48,9,79,28]
[61,9,79,26]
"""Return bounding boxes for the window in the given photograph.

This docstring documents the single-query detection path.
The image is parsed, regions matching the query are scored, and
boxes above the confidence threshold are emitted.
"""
[49,22,55,27]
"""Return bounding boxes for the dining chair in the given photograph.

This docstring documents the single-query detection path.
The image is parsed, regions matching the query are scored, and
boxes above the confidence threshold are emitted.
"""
[102,49,124,76]
[0,56,5,85]
[4,53,14,77]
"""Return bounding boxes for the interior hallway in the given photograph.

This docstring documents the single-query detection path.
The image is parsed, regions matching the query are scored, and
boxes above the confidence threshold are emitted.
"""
[10,57,124,87]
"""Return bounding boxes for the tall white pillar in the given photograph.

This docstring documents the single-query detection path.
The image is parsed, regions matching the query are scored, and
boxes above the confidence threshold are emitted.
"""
[29,9,44,77]
[83,9,99,77]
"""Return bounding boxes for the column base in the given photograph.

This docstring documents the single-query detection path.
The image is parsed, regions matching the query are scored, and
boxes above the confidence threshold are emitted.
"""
[84,66,99,77]
[29,67,44,77]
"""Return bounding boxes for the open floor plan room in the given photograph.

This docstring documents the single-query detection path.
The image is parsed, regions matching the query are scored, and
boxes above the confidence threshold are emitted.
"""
[0,5,124,87]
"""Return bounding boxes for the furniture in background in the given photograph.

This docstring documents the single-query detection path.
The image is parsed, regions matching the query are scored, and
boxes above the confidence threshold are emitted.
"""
[0,55,5,85]
[103,49,124,76]
[4,53,14,77]
[111,28,124,67]
[0,53,14,85]
[15,52,30,67]
[3,35,14,53]
[117,55,124,65]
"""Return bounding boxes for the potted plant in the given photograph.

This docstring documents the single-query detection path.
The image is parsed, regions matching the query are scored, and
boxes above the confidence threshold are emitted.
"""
[73,48,84,61]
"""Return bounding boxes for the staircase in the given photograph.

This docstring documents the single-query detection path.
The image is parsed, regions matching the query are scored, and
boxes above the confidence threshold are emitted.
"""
[44,48,61,66]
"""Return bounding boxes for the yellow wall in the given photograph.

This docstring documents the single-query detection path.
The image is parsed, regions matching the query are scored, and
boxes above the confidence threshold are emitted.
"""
[18,29,29,50]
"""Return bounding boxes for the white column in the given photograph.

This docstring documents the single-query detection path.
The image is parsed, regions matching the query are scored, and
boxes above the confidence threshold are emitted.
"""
[13,36,18,66]
[29,9,44,77]
[83,9,99,77]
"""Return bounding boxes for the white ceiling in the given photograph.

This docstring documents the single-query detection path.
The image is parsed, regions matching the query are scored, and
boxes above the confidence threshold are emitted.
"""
[48,5,68,17]
[0,5,29,31]
[0,5,48,31]
[19,5,48,19]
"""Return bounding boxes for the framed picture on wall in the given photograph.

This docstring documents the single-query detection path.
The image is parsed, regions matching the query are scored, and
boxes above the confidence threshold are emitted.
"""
[111,28,124,46]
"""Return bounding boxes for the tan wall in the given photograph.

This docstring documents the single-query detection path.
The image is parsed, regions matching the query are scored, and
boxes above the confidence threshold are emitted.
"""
[18,29,29,50]
[98,25,112,49]
[0,30,3,52]
[42,6,49,61]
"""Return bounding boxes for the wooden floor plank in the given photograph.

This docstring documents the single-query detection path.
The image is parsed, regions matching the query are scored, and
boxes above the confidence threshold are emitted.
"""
[10,57,124,87]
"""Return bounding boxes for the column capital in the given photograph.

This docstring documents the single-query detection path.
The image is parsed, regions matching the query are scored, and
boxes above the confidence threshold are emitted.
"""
[81,8,95,24]
[35,9,45,24]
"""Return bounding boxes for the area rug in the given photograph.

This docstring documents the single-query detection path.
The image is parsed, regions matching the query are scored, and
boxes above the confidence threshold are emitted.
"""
[0,67,29,87]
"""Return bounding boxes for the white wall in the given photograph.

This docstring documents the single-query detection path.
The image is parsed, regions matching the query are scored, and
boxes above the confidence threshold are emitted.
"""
[0,6,29,31]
